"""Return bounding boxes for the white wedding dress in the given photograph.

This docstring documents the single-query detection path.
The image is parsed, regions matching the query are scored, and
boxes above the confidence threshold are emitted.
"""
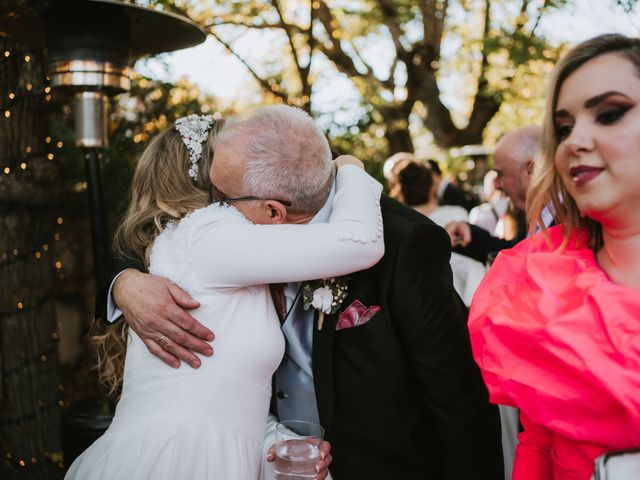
[65,165,383,480]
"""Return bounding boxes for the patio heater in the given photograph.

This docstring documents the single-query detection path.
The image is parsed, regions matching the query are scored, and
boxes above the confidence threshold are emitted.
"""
[1,0,206,286]
[1,0,207,466]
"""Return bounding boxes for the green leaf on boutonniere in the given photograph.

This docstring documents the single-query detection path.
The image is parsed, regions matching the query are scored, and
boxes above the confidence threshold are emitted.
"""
[302,276,350,316]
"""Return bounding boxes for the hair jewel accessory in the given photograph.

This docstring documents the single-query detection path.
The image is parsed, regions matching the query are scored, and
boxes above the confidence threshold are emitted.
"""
[174,114,214,180]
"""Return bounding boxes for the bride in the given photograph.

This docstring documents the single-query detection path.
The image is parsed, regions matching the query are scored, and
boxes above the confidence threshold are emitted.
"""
[66,107,384,479]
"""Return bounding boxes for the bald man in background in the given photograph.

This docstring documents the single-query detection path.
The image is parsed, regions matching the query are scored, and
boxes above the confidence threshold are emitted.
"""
[446,126,542,264]
[446,126,543,480]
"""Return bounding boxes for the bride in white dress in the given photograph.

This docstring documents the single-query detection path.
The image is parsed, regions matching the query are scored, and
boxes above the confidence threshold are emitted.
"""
[66,113,384,479]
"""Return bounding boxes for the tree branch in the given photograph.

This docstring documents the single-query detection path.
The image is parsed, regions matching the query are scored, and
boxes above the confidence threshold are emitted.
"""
[375,0,405,57]
[315,0,377,81]
[515,0,530,34]
[270,0,303,75]
[465,0,500,143]
[418,0,448,63]
[207,28,288,103]
[529,0,548,39]
[202,19,305,32]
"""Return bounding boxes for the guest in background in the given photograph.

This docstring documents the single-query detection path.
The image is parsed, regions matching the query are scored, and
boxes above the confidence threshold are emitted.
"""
[445,126,542,264]
[468,170,510,237]
[392,160,486,305]
[427,158,476,211]
[469,33,640,479]
[383,151,414,193]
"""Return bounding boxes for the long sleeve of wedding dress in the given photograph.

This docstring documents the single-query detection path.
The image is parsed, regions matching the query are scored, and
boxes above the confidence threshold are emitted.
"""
[186,165,384,287]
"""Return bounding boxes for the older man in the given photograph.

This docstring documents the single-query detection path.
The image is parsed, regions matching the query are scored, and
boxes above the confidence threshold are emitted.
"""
[98,106,502,479]
[446,126,542,263]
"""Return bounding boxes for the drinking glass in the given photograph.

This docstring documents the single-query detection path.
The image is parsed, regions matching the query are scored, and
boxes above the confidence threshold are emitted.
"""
[274,420,325,479]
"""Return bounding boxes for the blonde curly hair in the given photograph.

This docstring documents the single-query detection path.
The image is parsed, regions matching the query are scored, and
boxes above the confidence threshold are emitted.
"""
[92,118,224,397]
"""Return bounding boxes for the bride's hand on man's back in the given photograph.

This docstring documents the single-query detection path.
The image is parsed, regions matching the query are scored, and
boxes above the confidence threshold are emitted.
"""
[113,269,215,369]
[333,154,364,170]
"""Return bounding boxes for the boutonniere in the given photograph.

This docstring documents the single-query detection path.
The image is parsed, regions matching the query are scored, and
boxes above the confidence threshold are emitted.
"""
[302,276,350,331]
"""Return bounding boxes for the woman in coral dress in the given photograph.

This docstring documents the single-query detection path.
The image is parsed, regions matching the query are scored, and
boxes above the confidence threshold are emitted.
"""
[469,34,640,480]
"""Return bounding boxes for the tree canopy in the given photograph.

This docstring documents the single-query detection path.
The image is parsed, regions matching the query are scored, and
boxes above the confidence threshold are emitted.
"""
[142,0,575,159]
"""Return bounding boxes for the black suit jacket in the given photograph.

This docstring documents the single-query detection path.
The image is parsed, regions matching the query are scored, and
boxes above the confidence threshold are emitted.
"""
[442,182,476,211]
[96,196,503,480]
[309,196,502,479]
[95,252,143,324]
[454,214,528,264]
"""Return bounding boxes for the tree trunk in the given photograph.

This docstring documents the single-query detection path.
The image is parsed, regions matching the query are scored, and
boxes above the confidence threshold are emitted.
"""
[384,127,414,154]
[382,106,415,154]
[0,41,64,480]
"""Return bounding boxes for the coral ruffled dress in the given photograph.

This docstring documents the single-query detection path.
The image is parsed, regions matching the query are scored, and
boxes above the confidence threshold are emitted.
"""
[469,225,640,480]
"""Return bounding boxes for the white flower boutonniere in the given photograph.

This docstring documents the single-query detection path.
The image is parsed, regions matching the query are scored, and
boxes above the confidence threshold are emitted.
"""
[302,277,349,331]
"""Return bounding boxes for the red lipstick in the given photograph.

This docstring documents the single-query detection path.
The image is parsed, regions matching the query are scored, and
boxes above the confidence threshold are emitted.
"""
[569,165,604,187]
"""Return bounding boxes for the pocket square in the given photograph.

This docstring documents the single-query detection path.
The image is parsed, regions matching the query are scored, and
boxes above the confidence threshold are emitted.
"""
[336,300,380,330]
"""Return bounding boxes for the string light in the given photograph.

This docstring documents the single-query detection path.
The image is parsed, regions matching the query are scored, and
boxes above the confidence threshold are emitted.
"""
[1,50,67,477]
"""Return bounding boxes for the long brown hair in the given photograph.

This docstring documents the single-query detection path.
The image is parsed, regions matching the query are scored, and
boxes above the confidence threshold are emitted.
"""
[93,118,224,397]
[527,34,640,249]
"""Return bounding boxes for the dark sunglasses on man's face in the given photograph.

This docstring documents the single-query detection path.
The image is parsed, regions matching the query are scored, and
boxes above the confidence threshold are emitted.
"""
[209,180,292,207]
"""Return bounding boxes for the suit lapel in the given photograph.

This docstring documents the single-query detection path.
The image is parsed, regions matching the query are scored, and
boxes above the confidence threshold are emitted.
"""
[312,309,338,438]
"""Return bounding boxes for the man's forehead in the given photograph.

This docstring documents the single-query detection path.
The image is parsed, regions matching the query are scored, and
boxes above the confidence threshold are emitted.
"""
[494,144,527,171]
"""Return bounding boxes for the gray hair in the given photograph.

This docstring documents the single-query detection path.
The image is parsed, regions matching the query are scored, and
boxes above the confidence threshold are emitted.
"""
[216,105,334,213]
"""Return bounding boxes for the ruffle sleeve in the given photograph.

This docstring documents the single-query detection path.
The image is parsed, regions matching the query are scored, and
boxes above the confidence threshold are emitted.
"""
[468,225,640,449]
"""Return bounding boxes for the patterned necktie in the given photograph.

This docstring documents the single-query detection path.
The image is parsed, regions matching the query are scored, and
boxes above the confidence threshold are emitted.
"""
[269,283,288,323]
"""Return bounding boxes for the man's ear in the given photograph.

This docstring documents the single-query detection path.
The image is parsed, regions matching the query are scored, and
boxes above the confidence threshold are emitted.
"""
[526,159,535,177]
[264,200,288,224]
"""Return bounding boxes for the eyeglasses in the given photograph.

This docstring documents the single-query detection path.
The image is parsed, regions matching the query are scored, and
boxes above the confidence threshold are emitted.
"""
[209,179,292,207]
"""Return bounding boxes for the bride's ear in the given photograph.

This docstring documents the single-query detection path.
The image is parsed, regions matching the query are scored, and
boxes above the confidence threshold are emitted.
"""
[264,200,288,224]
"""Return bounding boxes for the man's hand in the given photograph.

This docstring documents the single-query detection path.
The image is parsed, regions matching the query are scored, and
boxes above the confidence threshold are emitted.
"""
[266,441,333,480]
[113,269,214,368]
[445,221,472,247]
